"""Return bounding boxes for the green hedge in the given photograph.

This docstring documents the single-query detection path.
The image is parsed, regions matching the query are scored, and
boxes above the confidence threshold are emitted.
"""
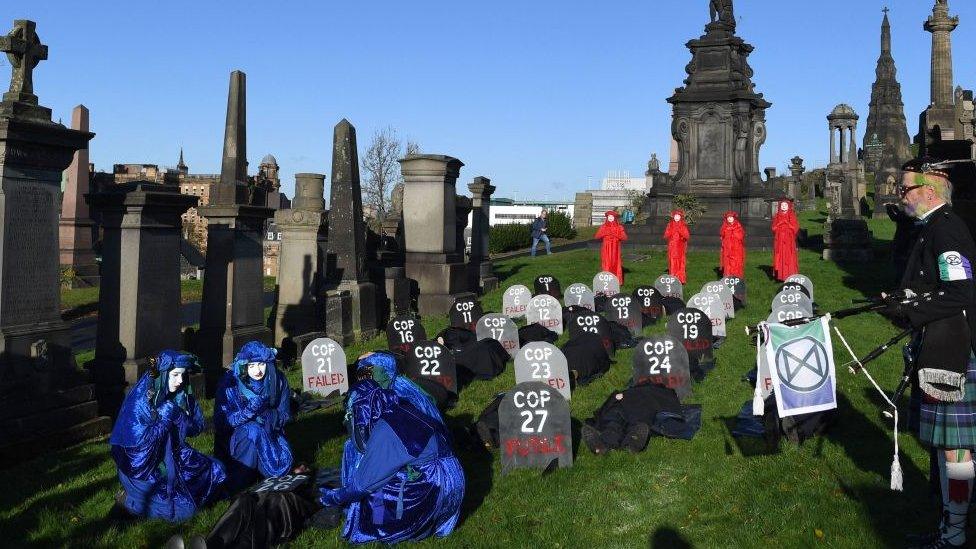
[488,223,532,254]
[546,210,576,239]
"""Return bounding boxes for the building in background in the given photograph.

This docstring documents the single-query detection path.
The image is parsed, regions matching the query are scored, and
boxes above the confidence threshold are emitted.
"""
[482,198,574,226]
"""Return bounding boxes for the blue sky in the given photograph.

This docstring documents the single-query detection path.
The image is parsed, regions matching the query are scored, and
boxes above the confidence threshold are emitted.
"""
[6,1,976,201]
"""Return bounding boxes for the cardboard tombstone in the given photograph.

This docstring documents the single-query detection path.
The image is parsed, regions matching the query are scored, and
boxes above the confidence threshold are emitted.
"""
[666,307,714,370]
[498,381,573,472]
[702,280,735,319]
[688,292,726,338]
[534,274,562,298]
[566,309,614,354]
[450,296,483,332]
[661,296,687,316]
[301,337,349,397]
[503,284,532,318]
[771,289,813,316]
[785,274,814,301]
[602,292,642,336]
[592,271,621,298]
[514,342,571,400]
[251,473,313,494]
[476,313,520,357]
[654,274,683,300]
[403,341,458,395]
[386,314,427,355]
[632,285,664,324]
[779,281,810,299]
[632,335,692,401]
[526,293,564,335]
[767,304,808,324]
[722,276,747,308]
[564,282,596,311]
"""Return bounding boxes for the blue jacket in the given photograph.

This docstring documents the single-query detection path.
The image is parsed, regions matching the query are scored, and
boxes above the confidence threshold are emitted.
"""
[531,217,547,239]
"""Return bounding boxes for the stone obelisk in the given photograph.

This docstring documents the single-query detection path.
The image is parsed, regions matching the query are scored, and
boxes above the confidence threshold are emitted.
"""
[918,0,959,155]
[58,104,98,287]
[863,9,912,175]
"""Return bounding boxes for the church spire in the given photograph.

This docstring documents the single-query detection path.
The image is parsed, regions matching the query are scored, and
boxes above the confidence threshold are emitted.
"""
[863,8,912,175]
[881,7,891,54]
[176,147,188,173]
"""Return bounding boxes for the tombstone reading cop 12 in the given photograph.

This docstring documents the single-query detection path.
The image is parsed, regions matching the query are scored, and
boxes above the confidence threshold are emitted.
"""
[771,289,813,316]
[534,274,562,298]
[301,337,349,398]
[564,282,595,311]
[498,380,573,473]
[602,293,642,336]
[722,276,747,307]
[502,284,532,319]
[768,305,806,324]
[688,292,726,338]
[632,335,692,401]
[403,340,458,396]
[450,296,483,332]
[666,307,714,372]
[702,280,735,319]
[633,285,663,324]
[386,314,427,355]
[476,313,520,357]
[592,271,621,297]
[526,293,563,335]
[514,342,571,401]
[785,274,814,301]
[654,274,684,300]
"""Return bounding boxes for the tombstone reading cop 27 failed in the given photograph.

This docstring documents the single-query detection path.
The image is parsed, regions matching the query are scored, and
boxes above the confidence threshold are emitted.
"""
[633,285,663,323]
[666,308,714,370]
[768,305,806,324]
[514,342,571,400]
[403,340,458,395]
[386,314,427,355]
[301,337,348,397]
[564,282,595,311]
[654,274,683,300]
[702,280,735,319]
[771,289,813,316]
[592,271,620,298]
[526,293,563,334]
[476,313,519,357]
[632,335,692,401]
[603,293,642,336]
[503,284,531,319]
[688,292,726,338]
[498,380,573,472]
[534,274,561,298]
[450,296,483,332]
[785,274,814,301]
[722,276,747,307]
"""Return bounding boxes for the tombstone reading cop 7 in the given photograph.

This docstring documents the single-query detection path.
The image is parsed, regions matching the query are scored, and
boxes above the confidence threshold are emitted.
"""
[654,274,683,300]
[785,274,814,301]
[722,276,747,307]
[301,337,348,397]
[403,340,458,395]
[703,280,735,319]
[526,293,563,334]
[514,342,571,400]
[503,284,531,319]
[771,289,813,316]
[688,292,726,338]
[476,313,520,357]
[564,282,595,311]
[632,335,692,401]
[592,271,621,297]
[768,305,806,324]
[386,314,427,355]
[498,380,573,472]
[450,296,483,332]
[666,308,714,372]
[603,293,642,336]
[534,274,562,298]
[633,285,663,324]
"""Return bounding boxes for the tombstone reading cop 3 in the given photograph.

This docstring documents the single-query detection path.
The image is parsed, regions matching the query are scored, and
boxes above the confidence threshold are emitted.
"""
[592,271,621,298]
[702,280,735,319]
[526,293,563,335]
[534,274,562,298]
[498,380,573,472]
[666,307,714,371]
[632,334,692,401]
[514,342,571,401]
[476,313,520,357]
[633,285,663,324]
[654,274,684,300]
[301,337,349,398]
[403,340,458,396]
[603,292,642,336]
[386,314,427,355]
[564,282,595,311]
[771,288,813,317]
[450,296,483,332]
[722,276,747,307]
[688,292,726,338]
[785,274,814,301]
[503,284,532,318]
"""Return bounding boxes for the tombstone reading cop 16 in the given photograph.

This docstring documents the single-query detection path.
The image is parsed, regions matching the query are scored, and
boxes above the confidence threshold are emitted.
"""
[403,340,458,395]
[603,292,642,336]
[503,284,531,318]
[702,280,735,319]
[722,276,747,307]
[564,282,595,311]
[301,337,348,397]
[526,293,563,335]
[386,314,427,355]
[514,342,571,400]
[534,274,561,298]
[785,274,814,301]
[771,289,813,316]
[654,274,683,300]
[476,313,519,357]
[592,271,621,297]
[450,296,483,331]
[688,292,726,338]
[632,334,692,400]
[633,285,663,323]
[498,380,573,472]
[666,307,714,370]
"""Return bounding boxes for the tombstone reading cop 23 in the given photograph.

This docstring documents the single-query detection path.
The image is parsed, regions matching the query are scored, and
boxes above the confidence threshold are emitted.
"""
[633,285,663,323]
[514,342,571,400]
[301,337,348,398]
[688,293,726,338]
[722,276,747,307]
[785,274,814,301]
[386,314,426,355]
[526,293,563,334]
[533,274,561,298]
[502,284,531,318]
[603,293,642,336]
[564,282,595,310]
[667,308,714,371]
[403,341,458,396]
[654,274,683,299]
[450,296,482,332]
[498,381,573,473]
[592,271,621,297]
[702,280,735,319]
[632,335,692,401]
[476,313,519,357]
[771,289,813,316]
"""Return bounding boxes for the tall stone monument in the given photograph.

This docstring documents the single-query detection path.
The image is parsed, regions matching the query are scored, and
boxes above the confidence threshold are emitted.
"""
[467,176,497,293]
[0,20,110,462]
[824,106,872,262]
[58,104,98,287]
[197,70,273,393]
[917,0,959,156]
[573,192,593,228]
[863,8,912,179]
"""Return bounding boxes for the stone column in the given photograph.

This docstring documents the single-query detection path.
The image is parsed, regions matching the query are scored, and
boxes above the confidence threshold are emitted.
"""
[830,128,837,164]
[574,192,593,228]
[926,1,959,108]
[88,182,197,413]
[58,104,98,286]
[848,127,858,169]
[467,176,496,293]
[839,127,847,164]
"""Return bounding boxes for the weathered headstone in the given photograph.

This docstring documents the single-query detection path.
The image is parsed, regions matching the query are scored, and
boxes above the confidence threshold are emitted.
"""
[702,280,735,319]
[514,343,571,401]
[592,271,621,297]
[767,305,807,324]
[632,335,692,400]
[654,274,683,300]
[403,341,458,396]
[564,282,595,310]
[502,284,531,318]
[498,381,573,472]
[688,292,726,338]
[771,289,813,316]
[633,285,664,323]
[603,293,642,336]
[476,313,519,357]
[667,308,714,372]
[449,295,482,332]
[386,314,426,355]
[467,177,498,292]
[58,104,98,286]
[526,293,563,334]
[784,274,814,301]
[533,274,561,298]
[301,337,348,398]
[722,276,747,307]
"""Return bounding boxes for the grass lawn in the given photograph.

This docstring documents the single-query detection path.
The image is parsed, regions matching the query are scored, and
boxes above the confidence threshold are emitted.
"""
[3,205,957,547]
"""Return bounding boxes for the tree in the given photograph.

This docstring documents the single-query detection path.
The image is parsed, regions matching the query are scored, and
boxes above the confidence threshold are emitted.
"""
[361,128,421,227]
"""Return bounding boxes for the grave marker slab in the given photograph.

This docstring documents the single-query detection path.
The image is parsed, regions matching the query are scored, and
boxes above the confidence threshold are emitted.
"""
[564,282,595,311]
[632,335,692,400]
[526,294,563,335]
[779,281,810,299]
[301,337,348,397]
[767,305,807,324]
[785,274,814,301]
[666,308,714,371]
[722,276,747,307]
[702,280,735,319]
[502,284,531,318]
[476,313,519,357]
[450,296,482,332]
[771,290,813,316]
[403,341,458,395]
[633,285,664,323]
[566,309,615,355]
[603,293,642,336]
[654,274,683,300]
[386,314,427,355]
[498,381,573,472]
[592,271,621,297]
[533,274,562,298]
[514,342,571,400]
[688,292,726,338]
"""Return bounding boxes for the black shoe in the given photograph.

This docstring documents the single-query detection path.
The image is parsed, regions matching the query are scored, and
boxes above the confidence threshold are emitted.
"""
[581,424,608,455]
[623,423,651,453]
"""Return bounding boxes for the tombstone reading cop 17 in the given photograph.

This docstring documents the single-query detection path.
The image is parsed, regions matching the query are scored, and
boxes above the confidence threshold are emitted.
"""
[771,288,813,317]
[526,293,563,335]
[654,274,683,300]
[666,308,714,372]
[476,313,519,357]
[534,274,561,298]
[403,340,458,396]
[632,335,692,401]
[603,293,642,336]
[450,296,483,332]
[514,342,571,400]
[498,380,573,472]
[688,292,726,338]
[301,337,348,398]
[633,285,663,324]
[564,282,595,311]
[702,280,735,319]
[503,284,531,318]
[386,314,427,355]
[785,274,814,301]
[592,271,621,298]
[722,276,747,307]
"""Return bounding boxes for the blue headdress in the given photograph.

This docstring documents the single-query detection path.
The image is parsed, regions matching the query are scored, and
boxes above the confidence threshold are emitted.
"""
[355,351,441,422]
[229,341,282,406]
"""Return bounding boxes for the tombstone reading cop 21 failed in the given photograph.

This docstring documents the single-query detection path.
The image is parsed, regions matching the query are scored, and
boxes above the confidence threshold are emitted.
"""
[633,285,663,323]
[564,282,595,311]
[722,276,747,307]
[301,337,348,398]
[768,304,806,324]
[526,293,563,334]
[403,340,458,396]
[702,280,735,319]
[503,284,531,318]
[603,293,642,336]
[450,296,483,332]
[514,342,571,400]
[771,288,813,316]
[654,274,683,300]
[476,313,519,357]
[534,274,561,298]
[785,274,814,301]
[498,381,573,472]
[688,292,726,338]
[632,335,692,401]
[592,271,621,297]
[666,308,714,373]
[386,314,427,355]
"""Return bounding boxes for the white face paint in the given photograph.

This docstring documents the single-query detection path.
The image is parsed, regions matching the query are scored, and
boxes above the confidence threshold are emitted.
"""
[726,216,734,223]
[168,367,186,393]
[673,214,681,222]
[780,202,789,212]
[608,215,615,222]
[247,361,267,381]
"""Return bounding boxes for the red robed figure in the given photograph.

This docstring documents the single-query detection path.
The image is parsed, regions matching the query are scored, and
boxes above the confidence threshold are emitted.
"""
[595,210,628,283]
[720,210,745,278]
[663,209,690,284]
[771,199,799,281]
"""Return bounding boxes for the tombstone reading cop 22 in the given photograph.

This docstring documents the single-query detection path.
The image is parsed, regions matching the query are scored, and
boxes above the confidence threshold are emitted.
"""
[301,337,348,398]
[450,296,483,332]
[476,313,519,357]
[403,341,458,396]
[654,274,683,300]
[785,274,814,301]
[771,288,813,316]
[633,285,663,323]
[386,314,426,355]
[526,293,563,335]
[667,308,714,371]
[564,282,595,311]
[592,271,621,297]
[514,342,571,400]
[722,276,747,307]
[603,293,642,336]
[632,335,692,401]
[498,381,573,473]
[703,280,735,319]
[534,274,561,298]
[502,284,531,318]
[688,293,726,338]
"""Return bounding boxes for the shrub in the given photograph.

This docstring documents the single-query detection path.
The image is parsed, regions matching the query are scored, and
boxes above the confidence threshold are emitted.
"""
[60,266,77,289]
[545,210,576,239]
[672,194,707,225]
[488,223,531,254]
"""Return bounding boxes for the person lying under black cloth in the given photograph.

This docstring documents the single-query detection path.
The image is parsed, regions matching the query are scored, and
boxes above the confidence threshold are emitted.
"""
[732,368,835,445]
[518,323,559,346]
[561,332,613,387]
[435,327,509,383]
[387,348,457,411]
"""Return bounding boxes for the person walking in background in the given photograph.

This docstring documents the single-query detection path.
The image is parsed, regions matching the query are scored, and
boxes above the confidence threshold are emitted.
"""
[530,209,551,256]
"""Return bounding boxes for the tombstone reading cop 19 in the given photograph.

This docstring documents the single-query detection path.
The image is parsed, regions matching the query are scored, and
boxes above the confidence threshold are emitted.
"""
[450,296,483,331]
[476,313,520,357]
[633,285,663,323]
[592,271,621,297]
[771,288,813,316]
[514,342,571,400]
[666,307,714,370]
[654,274,683,300]
[688,292,726,338]
[526,293,563,334]
[301,337,348,397]
[603,292,642,336]
[564,282,595,311]
[722,276,747,307]
[702,280,735,319]
[386,314,427,354]
[503,284,532,318]
[498,380,573,472]
[534,274,562,298]
[632,334,692,401]
[403,340,458,395]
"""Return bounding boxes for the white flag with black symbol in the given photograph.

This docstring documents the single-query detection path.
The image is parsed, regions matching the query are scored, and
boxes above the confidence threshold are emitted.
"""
[764,316,837,418]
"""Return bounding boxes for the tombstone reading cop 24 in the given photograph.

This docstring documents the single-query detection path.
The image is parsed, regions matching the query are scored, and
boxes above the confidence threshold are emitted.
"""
[450,296,483,332]
[603,293,642,336]
[654,274,683,300]
[498,380,573,472]
[768,304,806,324]
[476,313,520,357]
[592,271,621,297]
[632,335,692,401]
[633,285,663,323]
[301,337,348,397]
[785,273,814,301]
[502,284,531,319]
[514,342,571,400]
[564,282,595,311]
[403,340,458,395]
[771,288,813,316]
[702,280,735,319]
[688,292,726,338]
[722,276,747,307]
[534,274,561,298]
[526,293,563,335]
[666,308,714,370]
[386,314,427,355]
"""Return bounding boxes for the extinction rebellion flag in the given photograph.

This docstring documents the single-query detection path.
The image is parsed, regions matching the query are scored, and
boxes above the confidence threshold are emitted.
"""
[764,317,838,418]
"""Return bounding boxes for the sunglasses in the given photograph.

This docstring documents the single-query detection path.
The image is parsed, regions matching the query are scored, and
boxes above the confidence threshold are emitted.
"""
[897,184,926,198]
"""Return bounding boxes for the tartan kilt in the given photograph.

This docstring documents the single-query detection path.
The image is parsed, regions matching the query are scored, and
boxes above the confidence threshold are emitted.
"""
[911,353,976,449]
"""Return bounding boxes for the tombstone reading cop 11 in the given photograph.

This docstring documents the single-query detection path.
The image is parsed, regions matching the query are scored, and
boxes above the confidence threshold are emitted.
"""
[403,340,458,396]
[767,305,806,324]
[688,292,726,338]
[785,274,814,301]
[771,288,813,317]
[503,284,531,318]
[514,342,571,400]
[592,271,621,297]
[301,337,349,398]
[603,293,642,336]
[666,307,714,371]
[386,314,427,355]
[476,313,519,357]
[450,296,483,332]
[722,276,747,307]
[526,293,563,335]
[632,335,692,401]
[564,282,595,311]
[533,274,561,298]
[498,380,573,472]
[633,285,663,323]
[654,274,683,300]
[702,280,735,319]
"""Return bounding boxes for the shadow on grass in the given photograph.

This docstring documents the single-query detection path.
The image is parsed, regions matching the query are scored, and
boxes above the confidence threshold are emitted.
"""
[649,526,693,548]
[444,413,494,526]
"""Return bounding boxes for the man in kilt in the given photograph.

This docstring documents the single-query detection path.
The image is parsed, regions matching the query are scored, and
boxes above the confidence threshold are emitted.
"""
[886,157,976,548]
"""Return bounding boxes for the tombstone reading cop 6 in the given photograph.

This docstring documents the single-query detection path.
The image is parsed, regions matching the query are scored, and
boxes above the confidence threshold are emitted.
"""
[514,342,571,400]
[503,284,532,318]
[476,313,520,357]
[632,335,692,401]
[526,293,563,334]
[403,340,458,395]
[498,380,573,472]
[564,282,595,311]
[450,296,483,331]
[592,271,621,297]
[534,274,561,298]
[654,274,683,300]
[603,293,642,336]
[386,314,427,355]
[301,337,348,397]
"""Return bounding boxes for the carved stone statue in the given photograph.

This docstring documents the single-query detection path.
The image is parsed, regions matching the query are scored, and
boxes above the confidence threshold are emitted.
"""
[709,0,735,28]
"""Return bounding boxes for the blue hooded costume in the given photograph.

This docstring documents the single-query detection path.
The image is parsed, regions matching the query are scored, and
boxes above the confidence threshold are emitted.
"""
[214,341,293,492]
[320,352,464,544]
[109,350,226,522]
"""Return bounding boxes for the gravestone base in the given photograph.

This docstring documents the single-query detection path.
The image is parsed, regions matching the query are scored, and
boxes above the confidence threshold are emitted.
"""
[406,257,469,316]
[338,280,378,340]
[470,261,498,294]
[823,218,874,262]
[325,290,354,346]
[873,193,897,219]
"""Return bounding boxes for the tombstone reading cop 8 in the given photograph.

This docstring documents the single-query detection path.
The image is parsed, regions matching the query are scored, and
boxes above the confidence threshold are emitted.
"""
[564,282,595,311]
[503,284,532,319]
[785,274,814,301]
[632,335,692,401]
[450,296,483,332]
[654,274,684,300]
[767,305,806,324]
[514,342,571,401]
[476,313,520,357]
[771,288,813,316]
[592,271,621,298]
[702,280,735,319]
[526,293,563,335]
[301,337,349,397]
[403,340,458,396]
[603,293,642,336]
[633,285,663,324]
[534,274,562,298]
[498,380,573,472]
[688,292,726,338]
[666,307,714,372]
[722,276,747,307]
[386,314,427,355]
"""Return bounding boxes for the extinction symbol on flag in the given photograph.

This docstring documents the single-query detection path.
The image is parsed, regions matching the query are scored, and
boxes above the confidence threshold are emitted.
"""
[764,317,838,418]
[775,336,830,393]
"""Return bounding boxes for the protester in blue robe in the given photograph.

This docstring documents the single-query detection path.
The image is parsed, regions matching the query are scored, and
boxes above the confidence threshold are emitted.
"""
[109,350,226,522]
[214,341,293,492]
[319,352,464,544]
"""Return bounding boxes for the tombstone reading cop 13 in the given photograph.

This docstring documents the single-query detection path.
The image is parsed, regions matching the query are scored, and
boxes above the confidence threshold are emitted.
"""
[498,380,573,472]
[502,284,531,318]
[476,313,519,357]
[592,271,621,297]
[514,342,571,401]
[564,282,595,311]
[403,340,458,396]
[603,293,642,336]
[301,337,348,398]
[450,296,483,332]
[533,274,561,298]
[386,314,427,355]
[632,335,692,401]
[654,274,684,300]
[526,294,563,334]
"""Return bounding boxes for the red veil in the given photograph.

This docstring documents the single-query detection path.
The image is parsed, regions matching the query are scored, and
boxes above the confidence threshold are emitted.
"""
[720,210,745,278]
[595,210,628,283]
[663,209,690,284]
[771,200,799,281]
